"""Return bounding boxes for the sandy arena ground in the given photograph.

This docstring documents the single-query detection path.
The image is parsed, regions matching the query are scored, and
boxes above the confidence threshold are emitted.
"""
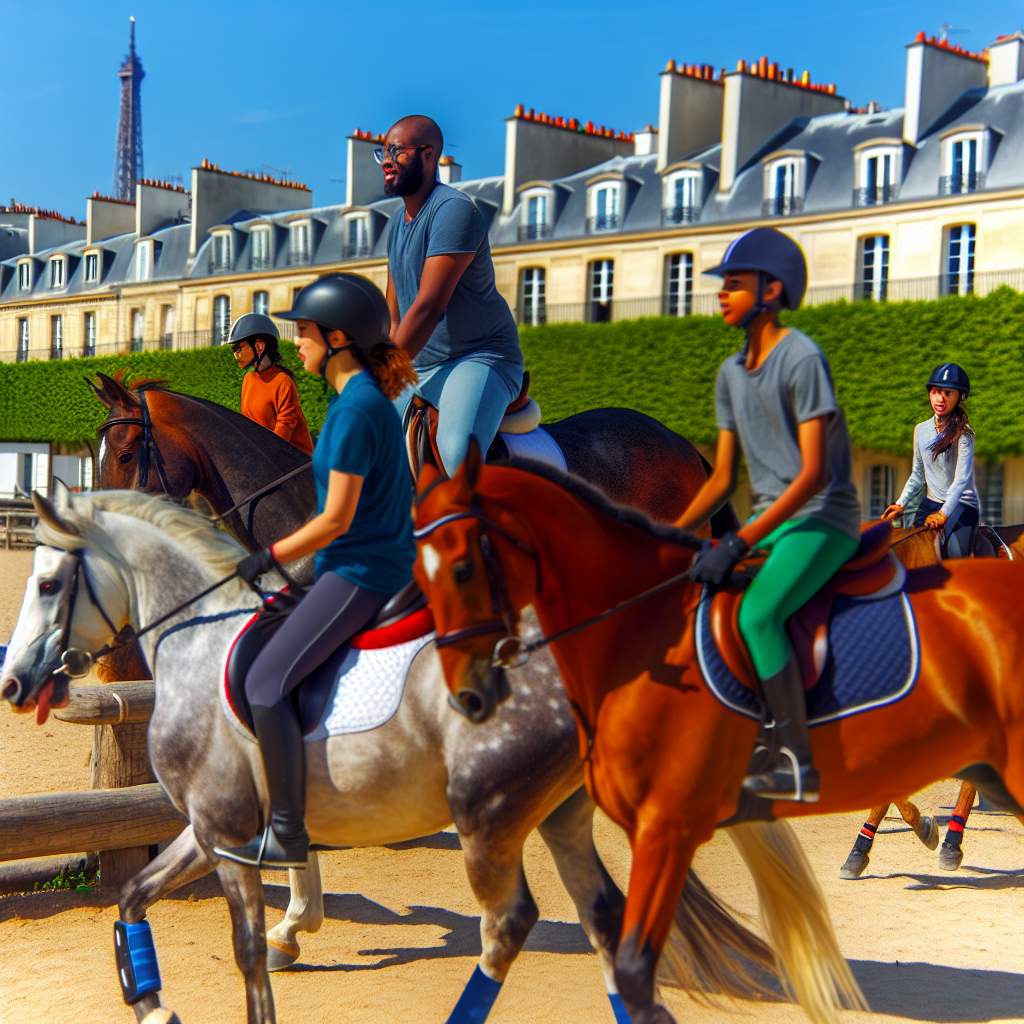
[0,548,1021,1024]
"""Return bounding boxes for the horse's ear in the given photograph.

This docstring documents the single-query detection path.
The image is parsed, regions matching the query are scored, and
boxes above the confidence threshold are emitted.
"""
[93,371,135,408]
[463,437,483,491]
[85,376,111,407]
[415,462,443,502]
[50,478,74,516]
[32,490,79,538]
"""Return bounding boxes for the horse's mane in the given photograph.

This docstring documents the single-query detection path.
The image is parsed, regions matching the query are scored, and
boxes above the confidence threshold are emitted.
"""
[501,458,704,550]
[112,369,171,394]
[38,491,250,592]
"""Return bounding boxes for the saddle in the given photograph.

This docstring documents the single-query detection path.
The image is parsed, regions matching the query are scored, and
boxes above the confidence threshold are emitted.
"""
[224,580,429,735]
[405,372,542,477]
[709,521,905,693]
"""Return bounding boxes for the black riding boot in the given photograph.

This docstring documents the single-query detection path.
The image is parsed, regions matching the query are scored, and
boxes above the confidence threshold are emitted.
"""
[742,657,819,803]
[215,702,310,869]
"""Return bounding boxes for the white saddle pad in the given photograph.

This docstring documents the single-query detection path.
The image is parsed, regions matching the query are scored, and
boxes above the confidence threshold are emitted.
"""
[499,426,567,473]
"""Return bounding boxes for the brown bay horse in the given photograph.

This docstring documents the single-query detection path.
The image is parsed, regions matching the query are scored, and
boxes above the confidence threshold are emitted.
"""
[412,449,1024,1024]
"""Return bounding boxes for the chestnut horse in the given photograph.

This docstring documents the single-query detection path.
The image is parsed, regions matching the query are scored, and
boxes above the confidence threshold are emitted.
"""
[412,448,1024,1024]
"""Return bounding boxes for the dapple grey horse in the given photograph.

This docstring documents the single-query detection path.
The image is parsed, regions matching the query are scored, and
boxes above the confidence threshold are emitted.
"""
[3,488,776,1024]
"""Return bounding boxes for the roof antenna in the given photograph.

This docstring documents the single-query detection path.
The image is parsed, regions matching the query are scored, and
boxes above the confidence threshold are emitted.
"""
[938,23,967,42]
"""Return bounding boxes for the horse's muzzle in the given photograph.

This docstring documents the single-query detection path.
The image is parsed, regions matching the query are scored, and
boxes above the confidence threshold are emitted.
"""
[450,662,509,723]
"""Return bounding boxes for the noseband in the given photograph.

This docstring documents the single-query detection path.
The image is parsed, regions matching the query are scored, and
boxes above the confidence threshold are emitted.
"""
[97,388,171,493]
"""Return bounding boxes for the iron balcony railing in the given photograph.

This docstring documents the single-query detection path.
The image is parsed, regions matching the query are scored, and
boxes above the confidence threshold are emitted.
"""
[586,213,620,233]
[208,254,234,274]
[661,205,698,226]
[342,240,372,259]
[518,223,551,241]
[287,247,311,266]
[762,195,804,217]
[939,172,986,196]
[852,184,899,207]
[250,254,273,271]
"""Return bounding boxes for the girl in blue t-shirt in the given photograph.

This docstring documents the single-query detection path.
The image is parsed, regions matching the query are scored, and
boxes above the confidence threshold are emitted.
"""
[217,273,418,870]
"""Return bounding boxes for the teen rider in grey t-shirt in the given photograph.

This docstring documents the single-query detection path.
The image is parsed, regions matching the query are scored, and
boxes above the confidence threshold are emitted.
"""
[377,114,524,476]
[676,228,862,804]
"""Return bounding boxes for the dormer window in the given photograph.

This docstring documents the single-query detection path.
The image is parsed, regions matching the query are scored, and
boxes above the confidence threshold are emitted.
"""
[135,240,153,282]
[854,144,901,206]
[762,156,804,217]
[210,231,234,273]
[662,170,701,226]
[343,214,371,259]
[250,227,272,270]
[84,251,100,284]
[587,182,621,233]
[519,187,553,241]
[49,257,65,289]
[941,130,987,195]
[289,221,311,264]
[17,260,32,291]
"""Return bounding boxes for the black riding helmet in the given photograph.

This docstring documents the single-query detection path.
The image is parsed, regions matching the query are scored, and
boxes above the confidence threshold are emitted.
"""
[275,273,391,376]
[227,313,281,361]
[927,363,970,400]
[706,227,808,310]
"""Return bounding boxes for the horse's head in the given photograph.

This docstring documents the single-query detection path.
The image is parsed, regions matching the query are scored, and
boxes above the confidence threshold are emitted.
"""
[1,484,131,724]
[413,441,539,724]
[89,372,195,497]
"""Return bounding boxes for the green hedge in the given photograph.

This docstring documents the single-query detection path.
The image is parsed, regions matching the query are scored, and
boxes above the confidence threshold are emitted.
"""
[2,288,1022,459]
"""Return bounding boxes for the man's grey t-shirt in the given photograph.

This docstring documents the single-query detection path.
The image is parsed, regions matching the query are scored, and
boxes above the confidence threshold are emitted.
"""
[387,183,522,374]
[714,329,861,538]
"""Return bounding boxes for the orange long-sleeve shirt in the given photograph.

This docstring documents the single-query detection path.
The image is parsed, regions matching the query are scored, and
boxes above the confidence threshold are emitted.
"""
[240,365,314,455]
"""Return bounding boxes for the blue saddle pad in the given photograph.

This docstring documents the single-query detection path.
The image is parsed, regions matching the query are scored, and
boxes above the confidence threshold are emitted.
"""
[695,589,920,726]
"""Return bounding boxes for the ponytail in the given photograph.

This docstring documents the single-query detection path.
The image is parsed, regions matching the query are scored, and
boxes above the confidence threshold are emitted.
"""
[929,403,972,460]
[354,343,418,400]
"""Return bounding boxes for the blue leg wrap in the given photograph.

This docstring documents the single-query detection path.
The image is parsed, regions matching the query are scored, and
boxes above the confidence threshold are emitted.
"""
[608,991,633,1022]
[445,965,503,1024]
[114,919,162,1005]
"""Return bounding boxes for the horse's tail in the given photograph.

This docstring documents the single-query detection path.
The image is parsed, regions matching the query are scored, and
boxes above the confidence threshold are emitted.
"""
[657,867,779,1004]
[727,820,867,1022]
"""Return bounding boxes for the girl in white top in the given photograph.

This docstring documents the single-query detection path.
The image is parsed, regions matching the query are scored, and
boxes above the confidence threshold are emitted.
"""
[882,362,980,557]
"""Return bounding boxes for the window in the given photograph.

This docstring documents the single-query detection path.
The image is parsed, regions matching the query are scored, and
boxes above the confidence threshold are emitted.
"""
[17,318,29,362]
[49,257,65,288]
[250,228,272,270]
[663,172,700,225]
[868,465,896,519]
[17,261,31,291]
[252,290,269,316]
[131,309,145,352]
[213,295,231,343]
[588,259,614,322]
[289,222,311,264]
[343,216,370,259]
[664,253,694,316]
[942,133,985,194]
[856,148,899,205]
[84,312,96,357]
[84,252,99,284]
[976,463,1003,526]
[50,315,63,358]
[136,242,151,281]
[763,157,803,216]
[210,232,233,273]
[860,235,890,301]
[519,190,552,240]
[160,305,175,349]
[518,268,546,326]
[588,184,620,232]
[945,224,976,296]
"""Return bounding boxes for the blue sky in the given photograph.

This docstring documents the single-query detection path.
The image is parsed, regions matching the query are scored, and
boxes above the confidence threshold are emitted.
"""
[3,1,1018,217]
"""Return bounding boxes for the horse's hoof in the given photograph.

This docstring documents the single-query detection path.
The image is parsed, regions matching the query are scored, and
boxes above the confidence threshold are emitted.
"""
[839,849,869,879]
[939,841,963,871]
[917,815,940,851]
[267,937,300,972]
[141,1010,182,1024]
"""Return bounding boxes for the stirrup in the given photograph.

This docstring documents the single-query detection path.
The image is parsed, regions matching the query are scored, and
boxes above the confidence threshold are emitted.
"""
[215,827,308,870]
[742,749,819,803]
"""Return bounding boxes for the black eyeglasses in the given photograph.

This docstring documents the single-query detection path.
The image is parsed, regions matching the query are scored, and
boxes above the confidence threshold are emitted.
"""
[373,144,430,166]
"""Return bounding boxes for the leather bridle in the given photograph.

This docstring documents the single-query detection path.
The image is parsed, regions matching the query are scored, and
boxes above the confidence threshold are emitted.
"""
[97,387,172,494]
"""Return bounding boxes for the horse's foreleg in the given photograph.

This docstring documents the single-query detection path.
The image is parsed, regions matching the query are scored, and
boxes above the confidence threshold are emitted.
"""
[896,798,940,851]
[614,819,698,1024]
[940,783,977,870]
[116,825,214,1023]
[214,859,276,1024]
[266,852,324,971]
[839,803,889,879]
[537,788,626,1019]
[444,828,538,1023]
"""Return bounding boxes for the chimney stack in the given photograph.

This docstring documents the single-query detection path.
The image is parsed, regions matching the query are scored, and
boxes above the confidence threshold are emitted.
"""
[137,179,190,236]
[87,192,135,244]
[657,61,724,171]
[346,130,388,207]
[634,124,658,157]
[988,32,1024,87]
[438,155,462,184]
[903,32,988,146]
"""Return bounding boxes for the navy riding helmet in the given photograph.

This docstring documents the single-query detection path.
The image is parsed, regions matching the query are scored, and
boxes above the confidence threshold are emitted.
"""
[927,363,970,399]
[706,227,808,310]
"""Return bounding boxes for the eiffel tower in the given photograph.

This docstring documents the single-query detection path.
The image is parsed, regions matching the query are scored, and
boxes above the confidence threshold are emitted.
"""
[113,16,145,201]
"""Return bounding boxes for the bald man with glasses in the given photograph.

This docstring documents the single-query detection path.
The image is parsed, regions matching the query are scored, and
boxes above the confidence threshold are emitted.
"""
[377,114,524,476]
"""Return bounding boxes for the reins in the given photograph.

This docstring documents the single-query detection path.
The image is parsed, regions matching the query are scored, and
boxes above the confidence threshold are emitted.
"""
[207,462,311,525]
[889,525,932,549]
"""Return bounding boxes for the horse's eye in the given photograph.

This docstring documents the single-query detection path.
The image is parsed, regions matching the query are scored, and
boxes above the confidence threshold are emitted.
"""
[117,451,134,465]
[453,559,475,584]
[39,579,61,597]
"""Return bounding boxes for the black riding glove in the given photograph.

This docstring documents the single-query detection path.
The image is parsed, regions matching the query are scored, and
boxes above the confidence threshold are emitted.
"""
[236,547,278,584]
[689,532,750,587]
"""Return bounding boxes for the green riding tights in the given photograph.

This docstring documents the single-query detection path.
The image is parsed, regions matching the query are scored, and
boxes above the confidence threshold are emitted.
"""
[738,517,860,679]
